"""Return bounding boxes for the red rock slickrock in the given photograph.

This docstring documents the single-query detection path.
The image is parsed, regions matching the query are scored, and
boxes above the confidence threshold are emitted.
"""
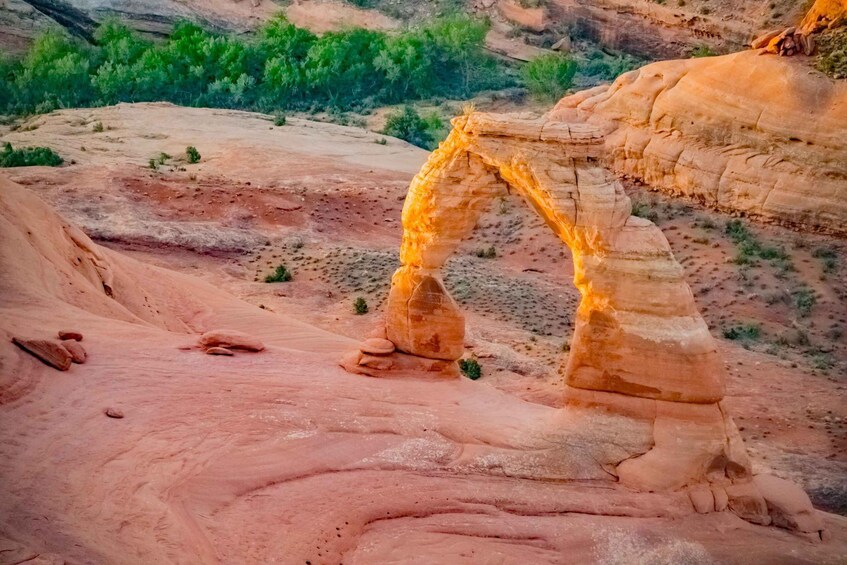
[205,346,234,356]
[12,338,73,371]
[348,109,823,533]
[198,330,265,352]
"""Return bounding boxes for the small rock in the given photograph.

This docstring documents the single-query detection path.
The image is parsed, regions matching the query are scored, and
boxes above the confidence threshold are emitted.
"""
[58,330,83,341]
[12,338,72,371]
[61,340,87,364]
[198,329,264,352]
[360,338,395,356]
[689,485,715,514]
[104,408,124,419]
[206,346,234,356]
[753,474,825,534]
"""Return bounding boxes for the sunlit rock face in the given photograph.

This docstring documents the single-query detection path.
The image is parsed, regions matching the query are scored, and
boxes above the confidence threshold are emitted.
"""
[801,0,847,32]
[382,111,744,492]
[388,112,724,404]
[552,49,847,235]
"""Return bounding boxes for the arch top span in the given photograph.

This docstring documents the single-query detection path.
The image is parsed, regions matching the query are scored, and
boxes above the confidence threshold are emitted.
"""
[385,111,725,405]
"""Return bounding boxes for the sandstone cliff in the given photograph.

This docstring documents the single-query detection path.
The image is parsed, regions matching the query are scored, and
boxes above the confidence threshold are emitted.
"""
[552,50,847,235]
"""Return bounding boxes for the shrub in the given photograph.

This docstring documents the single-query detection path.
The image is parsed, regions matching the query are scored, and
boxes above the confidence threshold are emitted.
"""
[521,53,578,100]
[631,199,659,222]
[264,264,292,282]
[273,111,286,126]
[459,358,481,380]
[723,324,761,341]
[382,105,434,149]
[185,146,201,163]
[0,142,63,167]
[353,296,368,315]
[792,288,816,317]
[816,27,847,80]
[475,246,496,259]
[691,45,717,57]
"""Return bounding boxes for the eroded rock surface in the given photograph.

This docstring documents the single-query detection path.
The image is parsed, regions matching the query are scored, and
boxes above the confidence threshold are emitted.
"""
[553,50,847,235]
[353,111,790,519]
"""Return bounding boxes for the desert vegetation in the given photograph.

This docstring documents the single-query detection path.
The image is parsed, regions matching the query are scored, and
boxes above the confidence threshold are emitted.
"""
[0,142,63,167]
[817,27,847,79]
[0,15,510,117]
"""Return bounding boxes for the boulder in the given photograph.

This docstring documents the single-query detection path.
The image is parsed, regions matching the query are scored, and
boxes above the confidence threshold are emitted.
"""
[12,338,72,371]
[198,330,264,352]
[61,340,87,364]
[360,338,395,356]
[689,484,715,514]
[58,330,83,341]
[753,474,825,534]
[726,482,771,526]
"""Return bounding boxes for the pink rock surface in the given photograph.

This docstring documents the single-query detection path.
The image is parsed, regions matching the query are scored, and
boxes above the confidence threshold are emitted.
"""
[1,163,846,562]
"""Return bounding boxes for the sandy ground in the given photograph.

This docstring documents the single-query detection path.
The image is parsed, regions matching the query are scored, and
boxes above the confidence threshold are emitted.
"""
[1,103,846,562]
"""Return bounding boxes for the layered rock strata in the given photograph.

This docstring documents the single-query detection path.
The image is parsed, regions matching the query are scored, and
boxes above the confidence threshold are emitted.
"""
[552,50,847,234]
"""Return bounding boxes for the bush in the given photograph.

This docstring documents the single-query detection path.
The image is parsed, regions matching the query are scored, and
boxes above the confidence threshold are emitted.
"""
[723,324,761,341]
[264,264,292,282]
[459,358,481,380]
[382,105,434,149]
[792,288,816,317]
[273,111,286,126]
[185,146,201,163]
[475,246,496,258]
[521,53,578,100]
[353,296,368,315]
[817,28,847,80]
[0,142,63,167]
[690,45,717,58]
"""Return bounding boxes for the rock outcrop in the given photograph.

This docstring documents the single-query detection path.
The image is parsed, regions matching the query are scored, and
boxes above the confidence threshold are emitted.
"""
[552,50,847,235]
[342,110,822,532]
[802,0,847,33]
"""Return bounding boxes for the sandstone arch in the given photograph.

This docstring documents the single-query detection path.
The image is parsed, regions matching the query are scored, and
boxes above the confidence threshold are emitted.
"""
[387,112,724,404]
[343,112,822,531]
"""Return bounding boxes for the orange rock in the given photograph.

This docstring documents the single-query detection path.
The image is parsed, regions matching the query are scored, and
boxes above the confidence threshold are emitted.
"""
[552,50,847,235]
[12,338,72,371]
[360,338,395,356]
[198,330,264,352]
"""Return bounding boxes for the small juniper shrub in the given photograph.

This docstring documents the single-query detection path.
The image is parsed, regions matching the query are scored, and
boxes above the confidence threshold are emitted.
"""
[353,297,368,315]
[459,358,482,380]
[185,146,201,164]
[265,264,292,283]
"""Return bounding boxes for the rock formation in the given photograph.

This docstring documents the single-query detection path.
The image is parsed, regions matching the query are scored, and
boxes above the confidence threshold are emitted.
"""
[802,0,847,33]
[344,110,822,534]
[552,48,847,235]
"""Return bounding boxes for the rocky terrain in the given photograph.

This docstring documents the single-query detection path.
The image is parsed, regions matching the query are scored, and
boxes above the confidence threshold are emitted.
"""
[1,101,846,562]
[552,20,847,235]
